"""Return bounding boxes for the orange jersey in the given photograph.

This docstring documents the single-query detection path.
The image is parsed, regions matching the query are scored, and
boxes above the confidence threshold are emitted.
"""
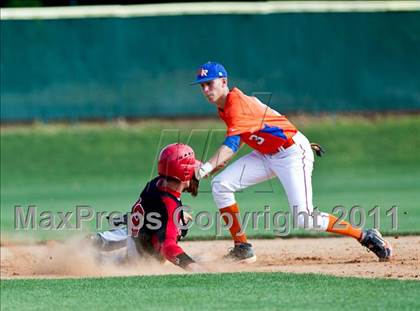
[218,87,297,154]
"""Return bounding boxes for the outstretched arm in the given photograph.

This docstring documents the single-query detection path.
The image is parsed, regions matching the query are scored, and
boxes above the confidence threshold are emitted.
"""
[196,135,241,180]
[160,197,202,271]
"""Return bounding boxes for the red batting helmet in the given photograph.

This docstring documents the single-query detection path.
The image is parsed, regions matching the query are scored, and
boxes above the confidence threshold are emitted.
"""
[158,143,201,182]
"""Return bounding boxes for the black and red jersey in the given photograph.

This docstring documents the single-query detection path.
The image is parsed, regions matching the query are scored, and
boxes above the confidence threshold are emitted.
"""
[129,176,194,268]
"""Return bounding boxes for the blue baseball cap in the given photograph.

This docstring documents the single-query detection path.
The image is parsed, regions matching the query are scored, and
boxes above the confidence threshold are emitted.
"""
[191,61,228,85]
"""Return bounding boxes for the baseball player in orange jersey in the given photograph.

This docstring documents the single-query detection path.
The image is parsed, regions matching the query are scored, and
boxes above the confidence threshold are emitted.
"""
[192,61,392,263]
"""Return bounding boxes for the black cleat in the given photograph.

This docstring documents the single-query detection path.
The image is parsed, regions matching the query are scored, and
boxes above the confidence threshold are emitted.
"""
[360,229,392,261]
[224,242,257,263]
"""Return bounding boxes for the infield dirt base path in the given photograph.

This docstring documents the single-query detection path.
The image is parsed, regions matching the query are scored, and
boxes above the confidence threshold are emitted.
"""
[1,236,419,280]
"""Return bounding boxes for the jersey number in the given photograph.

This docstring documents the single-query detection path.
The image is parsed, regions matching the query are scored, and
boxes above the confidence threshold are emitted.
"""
[130,199,145,237]
[250,134,265,145]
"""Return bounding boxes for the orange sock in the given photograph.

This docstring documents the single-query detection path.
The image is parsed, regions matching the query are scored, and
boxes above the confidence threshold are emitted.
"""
[220,203,248,244]
[327,214,363,240]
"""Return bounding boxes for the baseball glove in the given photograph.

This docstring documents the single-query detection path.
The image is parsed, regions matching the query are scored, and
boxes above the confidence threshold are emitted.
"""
[310,143,326,157]
[187,175,200,197]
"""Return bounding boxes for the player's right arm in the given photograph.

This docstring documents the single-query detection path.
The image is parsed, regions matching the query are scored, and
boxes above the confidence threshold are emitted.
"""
[196,135,241,180]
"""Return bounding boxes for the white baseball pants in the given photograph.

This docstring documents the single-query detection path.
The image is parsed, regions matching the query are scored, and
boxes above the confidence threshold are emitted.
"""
[96,227,141,260]
[211,132,330,230]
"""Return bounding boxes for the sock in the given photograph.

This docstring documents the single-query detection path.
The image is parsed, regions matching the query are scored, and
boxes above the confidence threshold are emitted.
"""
[326,214,363,240]
[220,203,248,244]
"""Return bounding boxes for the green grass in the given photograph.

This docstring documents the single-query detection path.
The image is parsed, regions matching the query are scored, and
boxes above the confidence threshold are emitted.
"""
[1,272,419,310]
[1,115,420,240]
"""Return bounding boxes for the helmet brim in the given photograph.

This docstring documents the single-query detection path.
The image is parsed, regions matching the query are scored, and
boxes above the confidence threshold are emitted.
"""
[190,76,223,85]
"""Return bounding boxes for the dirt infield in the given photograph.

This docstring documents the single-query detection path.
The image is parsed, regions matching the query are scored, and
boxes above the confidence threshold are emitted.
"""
[1,236,419,280]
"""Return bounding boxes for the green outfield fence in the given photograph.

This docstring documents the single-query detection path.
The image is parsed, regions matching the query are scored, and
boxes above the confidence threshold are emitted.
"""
[1,2,420,122]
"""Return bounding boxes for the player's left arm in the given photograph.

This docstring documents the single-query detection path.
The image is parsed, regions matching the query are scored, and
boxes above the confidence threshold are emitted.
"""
[196,135,241,180]
[160,197,197,269]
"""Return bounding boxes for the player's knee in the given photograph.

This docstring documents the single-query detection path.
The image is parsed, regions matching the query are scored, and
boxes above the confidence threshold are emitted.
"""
[211,177,236,198]
[211,176,238,209]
